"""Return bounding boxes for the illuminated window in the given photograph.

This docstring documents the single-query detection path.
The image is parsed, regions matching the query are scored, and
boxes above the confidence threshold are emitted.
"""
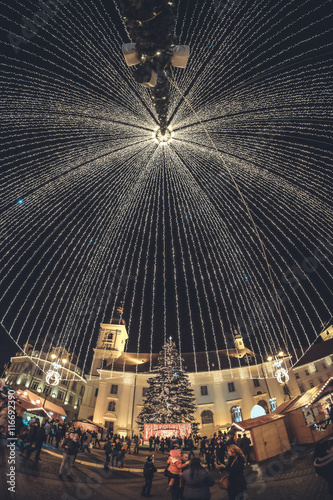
[231,406,242,423]
[269,398,277,411]
[31,380,39,390]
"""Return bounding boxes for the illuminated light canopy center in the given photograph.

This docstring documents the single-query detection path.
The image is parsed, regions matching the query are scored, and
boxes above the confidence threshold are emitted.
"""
[154,128,172,144]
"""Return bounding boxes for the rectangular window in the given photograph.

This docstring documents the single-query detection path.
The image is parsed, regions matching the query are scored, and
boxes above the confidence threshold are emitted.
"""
[142,387,148,397]
[108,401,116,412]
[200,385,208,396]
[319,377,323,383]
[323,363,327,370]
[43,385,51,396]
[228,382,235,393]
[309,382,314,388]
[305,370,310,376]
[80,386,85,396]
[295,373,300,380]
[72,381,77,391]
[253,379,260,387]
[111,384,118,395]
[57,391,64,401]
[68,394,73,405]
[31,380,39,390]
[269,398,277,412]
[95,388,99,397]
[299,386,305,394]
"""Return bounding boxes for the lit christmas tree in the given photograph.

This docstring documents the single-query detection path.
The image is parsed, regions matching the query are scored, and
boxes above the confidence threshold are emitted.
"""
[137,338,197,430]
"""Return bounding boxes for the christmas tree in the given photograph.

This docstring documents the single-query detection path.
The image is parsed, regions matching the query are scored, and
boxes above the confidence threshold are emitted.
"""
[137,338,197,430]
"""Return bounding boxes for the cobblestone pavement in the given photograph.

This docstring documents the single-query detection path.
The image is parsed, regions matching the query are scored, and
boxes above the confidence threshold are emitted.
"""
[0,439,331,500]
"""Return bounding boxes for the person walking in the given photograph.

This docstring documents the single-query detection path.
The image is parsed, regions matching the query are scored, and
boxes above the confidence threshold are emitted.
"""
[188,437,195,460]
[111,438,122,466]
[117,445,126,468]
[218,444,247,500]
[59,433,80,480]
[103,439,112,471]
[126,435,132,454]
[181,457,215,500]
[313,439,333,496]
[142,455,157,497]
[82,430,92,454]
[48,421,56,444]
[240,434,251,465]
[134,435,140,455]
[149,436,154,452]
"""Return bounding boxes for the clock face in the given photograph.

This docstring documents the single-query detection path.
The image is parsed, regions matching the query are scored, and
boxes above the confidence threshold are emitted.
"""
[46,369,61,386]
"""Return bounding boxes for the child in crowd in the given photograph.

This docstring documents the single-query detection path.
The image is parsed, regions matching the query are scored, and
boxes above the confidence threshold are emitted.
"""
[166,449,189,491]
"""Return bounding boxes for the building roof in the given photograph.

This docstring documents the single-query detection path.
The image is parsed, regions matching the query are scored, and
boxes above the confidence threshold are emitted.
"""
[291,339,333,368]
[231,413,286,430]
[104,348,258,373]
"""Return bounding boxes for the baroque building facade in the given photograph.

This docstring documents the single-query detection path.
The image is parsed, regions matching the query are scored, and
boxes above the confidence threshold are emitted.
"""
[4,343,86,420]
[78,321,333,437]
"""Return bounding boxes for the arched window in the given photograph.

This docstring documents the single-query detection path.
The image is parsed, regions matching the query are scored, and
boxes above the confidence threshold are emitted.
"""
[258,400,269,414]
[107,401,116,412]
[231,406,242,423]
[201,410,214,424]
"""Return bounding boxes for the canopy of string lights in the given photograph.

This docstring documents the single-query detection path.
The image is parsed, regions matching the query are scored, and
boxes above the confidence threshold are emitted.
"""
[0,0,332,380]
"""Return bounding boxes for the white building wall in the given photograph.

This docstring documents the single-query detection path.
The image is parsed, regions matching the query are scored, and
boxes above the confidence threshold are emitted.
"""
[79,360,303,437]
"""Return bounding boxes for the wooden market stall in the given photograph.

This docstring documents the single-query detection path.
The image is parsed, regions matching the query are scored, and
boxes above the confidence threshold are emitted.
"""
[231,413,290,462]
[72,418,103,433]
[274,377,333,444]
[15,389,67,424]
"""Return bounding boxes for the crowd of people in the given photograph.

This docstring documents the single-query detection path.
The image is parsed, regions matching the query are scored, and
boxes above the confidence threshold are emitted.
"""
[1,380,332,500]
[140,438,248,500]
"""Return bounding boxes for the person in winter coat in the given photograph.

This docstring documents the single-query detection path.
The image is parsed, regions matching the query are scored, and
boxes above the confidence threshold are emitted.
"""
[142,455,157,497]
[181,458,215,500]
[240,434,251,465]
[166,449,189,491]
[59,433,80,480]
[313,439,333,495]
[219,444,246,500]
[104,439,112,470]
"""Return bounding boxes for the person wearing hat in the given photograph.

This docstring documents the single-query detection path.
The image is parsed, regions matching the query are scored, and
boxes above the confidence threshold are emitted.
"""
[142,455,157,497]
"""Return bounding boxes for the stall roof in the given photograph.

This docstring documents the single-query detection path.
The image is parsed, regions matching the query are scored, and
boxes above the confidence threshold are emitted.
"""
[74,418,103,429]
[232,413,286,431]
[16,389,66,417]
[282,377,333,412]
[273,397,301,415]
